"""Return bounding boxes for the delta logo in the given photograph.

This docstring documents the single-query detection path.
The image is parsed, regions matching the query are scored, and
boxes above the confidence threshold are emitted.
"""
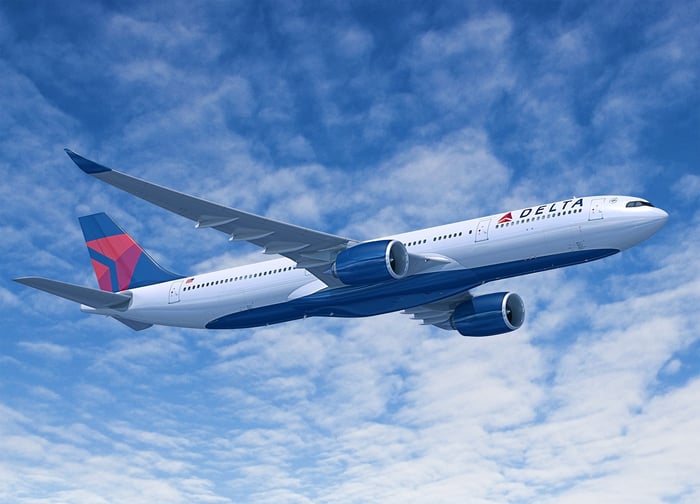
[498,198,585,224]
[497,212,513,224]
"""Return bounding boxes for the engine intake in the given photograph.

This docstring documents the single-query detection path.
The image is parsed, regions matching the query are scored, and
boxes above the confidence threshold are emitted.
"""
[451,292,525,336]
[333,240,409,285]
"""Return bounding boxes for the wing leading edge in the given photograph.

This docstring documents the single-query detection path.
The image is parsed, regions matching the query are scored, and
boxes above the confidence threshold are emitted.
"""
[65,150,353,284]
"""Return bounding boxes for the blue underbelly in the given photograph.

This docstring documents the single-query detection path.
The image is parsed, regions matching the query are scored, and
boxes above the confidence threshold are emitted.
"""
[205,248,618,329]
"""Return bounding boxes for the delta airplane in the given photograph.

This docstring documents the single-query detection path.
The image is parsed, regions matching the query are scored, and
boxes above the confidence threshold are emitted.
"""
[15,150,668,335]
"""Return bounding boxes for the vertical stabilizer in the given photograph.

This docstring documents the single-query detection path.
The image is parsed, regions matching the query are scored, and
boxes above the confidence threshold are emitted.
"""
[79,213,181,292]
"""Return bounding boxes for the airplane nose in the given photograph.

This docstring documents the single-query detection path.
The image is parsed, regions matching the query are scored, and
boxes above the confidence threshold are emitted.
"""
[646,207,669,235]
[654,207,669,224]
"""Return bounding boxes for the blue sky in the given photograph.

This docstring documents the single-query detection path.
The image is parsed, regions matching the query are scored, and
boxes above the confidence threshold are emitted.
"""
[1,1,699,502]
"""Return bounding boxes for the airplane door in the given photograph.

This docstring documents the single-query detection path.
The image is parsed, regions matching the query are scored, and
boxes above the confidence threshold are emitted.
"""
[589,198,604,220]
[168,281,182,304]
[475,219,490,242]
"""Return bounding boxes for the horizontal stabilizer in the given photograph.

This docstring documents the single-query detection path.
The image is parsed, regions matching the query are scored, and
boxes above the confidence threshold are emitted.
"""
[14,277,132,309]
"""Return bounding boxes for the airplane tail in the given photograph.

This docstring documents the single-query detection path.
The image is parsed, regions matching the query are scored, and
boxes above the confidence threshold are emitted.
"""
[79,213,181,292]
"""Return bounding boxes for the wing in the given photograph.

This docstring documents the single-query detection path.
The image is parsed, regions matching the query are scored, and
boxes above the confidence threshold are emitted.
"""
[65,150,353,285]
[402,291,473,330]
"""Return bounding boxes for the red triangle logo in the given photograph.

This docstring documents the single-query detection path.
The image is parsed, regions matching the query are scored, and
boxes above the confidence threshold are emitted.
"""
[498,212,513,224]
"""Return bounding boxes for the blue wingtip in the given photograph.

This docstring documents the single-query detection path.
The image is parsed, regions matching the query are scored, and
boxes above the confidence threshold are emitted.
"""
[64,148,111,174]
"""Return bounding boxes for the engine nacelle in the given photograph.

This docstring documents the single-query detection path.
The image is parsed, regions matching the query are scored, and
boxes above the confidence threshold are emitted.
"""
[451,292,525,336]
[333,240,409,286]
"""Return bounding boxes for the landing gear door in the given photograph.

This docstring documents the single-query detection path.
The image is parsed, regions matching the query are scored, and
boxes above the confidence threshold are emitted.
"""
[589,198,604,220]
[475,219,490,242]
[169,281,182,304]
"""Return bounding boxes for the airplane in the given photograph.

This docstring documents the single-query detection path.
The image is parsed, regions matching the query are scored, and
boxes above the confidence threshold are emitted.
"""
[14,150,669,335]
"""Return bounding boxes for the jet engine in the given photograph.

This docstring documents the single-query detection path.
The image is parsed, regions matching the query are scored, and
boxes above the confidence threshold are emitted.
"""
[333,240,409,285]
[451,292,525,336]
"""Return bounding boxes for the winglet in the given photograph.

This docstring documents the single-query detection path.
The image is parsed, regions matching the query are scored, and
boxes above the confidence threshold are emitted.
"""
[64,148,111,174]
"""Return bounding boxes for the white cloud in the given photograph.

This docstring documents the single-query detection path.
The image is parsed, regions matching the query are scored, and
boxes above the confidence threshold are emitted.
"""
[416,14,513,59]
[17,341,73,361]
[335,27,374,59]
[407,13,516,118]
[662,358,681,375]
[340,128,513,238]
[673,173,700,201]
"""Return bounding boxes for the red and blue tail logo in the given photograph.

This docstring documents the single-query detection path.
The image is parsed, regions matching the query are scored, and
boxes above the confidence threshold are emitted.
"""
[79,213,181,292]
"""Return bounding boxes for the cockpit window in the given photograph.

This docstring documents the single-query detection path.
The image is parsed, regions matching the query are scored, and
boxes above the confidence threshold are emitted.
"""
[626,200,654,208]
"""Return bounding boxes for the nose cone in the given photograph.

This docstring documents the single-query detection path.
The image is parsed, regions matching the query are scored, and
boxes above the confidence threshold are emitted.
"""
[610,203,670,251]
[634,206,669,244]
[649,207,669,233]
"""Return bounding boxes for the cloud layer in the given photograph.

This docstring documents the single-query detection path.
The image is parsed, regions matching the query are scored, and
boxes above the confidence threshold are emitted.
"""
[1,1,698,502]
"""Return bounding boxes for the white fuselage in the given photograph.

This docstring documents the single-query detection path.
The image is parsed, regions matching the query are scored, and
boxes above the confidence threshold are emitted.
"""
[82,195,668,329]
